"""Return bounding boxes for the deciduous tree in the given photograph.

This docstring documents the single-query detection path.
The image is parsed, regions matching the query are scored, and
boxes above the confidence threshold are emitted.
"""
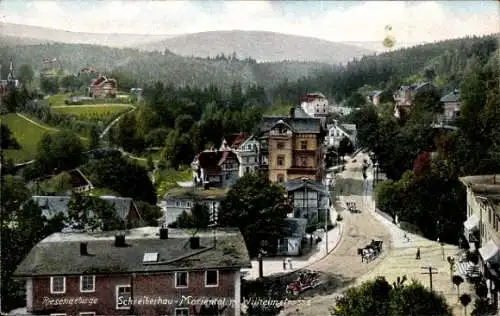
[219,173,291,257]
[332,276,452,316]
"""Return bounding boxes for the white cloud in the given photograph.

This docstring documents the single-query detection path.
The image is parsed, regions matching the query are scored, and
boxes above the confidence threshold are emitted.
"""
[1,0,498,42]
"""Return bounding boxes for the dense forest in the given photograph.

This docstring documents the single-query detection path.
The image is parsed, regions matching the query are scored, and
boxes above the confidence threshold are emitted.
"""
[270,34,499,104]
[347,44,499,244]
[110,82,265,168]
[0,42,331,91]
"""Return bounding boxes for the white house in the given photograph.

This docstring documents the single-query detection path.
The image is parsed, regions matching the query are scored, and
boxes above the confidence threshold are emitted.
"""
[161,187,227,226]
[219,133,260,178]
[325,121,357,148]
[235,135,260,177]
[300,92,329,118]
[329,105,360,116]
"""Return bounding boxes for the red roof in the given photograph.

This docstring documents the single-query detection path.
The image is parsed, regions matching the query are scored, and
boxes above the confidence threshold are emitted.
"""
[223,133,249,149]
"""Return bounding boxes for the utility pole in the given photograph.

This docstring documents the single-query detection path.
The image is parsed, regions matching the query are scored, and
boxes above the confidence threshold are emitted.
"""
[421,266,438,292]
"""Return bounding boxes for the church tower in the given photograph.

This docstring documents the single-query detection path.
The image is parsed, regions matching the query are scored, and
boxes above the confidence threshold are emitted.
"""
[7,58,15,83]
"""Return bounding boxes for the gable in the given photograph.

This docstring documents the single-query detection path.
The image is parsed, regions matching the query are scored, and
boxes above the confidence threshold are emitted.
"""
[270,120,294,134]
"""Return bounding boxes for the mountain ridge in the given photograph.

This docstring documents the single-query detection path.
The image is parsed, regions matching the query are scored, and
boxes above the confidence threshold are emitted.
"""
[1,22,373,63]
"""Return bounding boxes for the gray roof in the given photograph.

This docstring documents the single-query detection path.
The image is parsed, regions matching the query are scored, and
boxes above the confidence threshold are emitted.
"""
[282,218,307,238]
[441,90,460,103]
[14,227,251,276]
[31,195,135,222]
[294,106,311,118]
[259,116,322,134]
[281,178,327,194]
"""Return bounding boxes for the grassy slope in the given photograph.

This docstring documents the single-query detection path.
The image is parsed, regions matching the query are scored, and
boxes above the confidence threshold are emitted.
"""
[47,93,72,106]
[52,105,133,118]
[1,113,56,163]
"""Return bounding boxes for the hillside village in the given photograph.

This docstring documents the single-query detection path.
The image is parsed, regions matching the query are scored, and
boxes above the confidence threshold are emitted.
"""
[0,17,499,316]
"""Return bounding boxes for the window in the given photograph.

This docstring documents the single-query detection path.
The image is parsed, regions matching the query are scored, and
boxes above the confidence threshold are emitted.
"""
[187,202,191,208]
[277,174,285,183]
[300,141,307,150]
[115,285,131,310]
[50,276,65,294]
[277,155,284,167]
[79,313,96,316]
[175,272,188,288]
[175,308,189,316]
[176,201,180,207]
[80,275,95,292]
[205,270,219,287]
[300,157,307,167]
[246,167,250,174]
[277,142,285,149]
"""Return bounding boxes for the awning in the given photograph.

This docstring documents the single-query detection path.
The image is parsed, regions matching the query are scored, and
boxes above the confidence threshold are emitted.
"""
[479,240,500,263]
[464,213,480,231]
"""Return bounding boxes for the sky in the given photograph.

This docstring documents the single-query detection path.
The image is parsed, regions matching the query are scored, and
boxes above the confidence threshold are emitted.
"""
[0,1,498,43]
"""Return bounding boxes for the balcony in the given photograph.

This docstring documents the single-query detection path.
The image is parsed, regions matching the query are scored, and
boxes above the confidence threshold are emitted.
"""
[269,130,293,137]
[288,166,317,174]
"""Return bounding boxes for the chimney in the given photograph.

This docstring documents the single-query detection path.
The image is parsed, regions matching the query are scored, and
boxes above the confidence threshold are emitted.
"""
[80,242,88,255]
[115,233,126,247]
[289,106,295,119]
[159,227,168,239]
[189,236,200,249]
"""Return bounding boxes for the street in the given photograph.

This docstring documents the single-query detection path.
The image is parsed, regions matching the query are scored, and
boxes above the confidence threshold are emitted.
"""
[280,153,393,315]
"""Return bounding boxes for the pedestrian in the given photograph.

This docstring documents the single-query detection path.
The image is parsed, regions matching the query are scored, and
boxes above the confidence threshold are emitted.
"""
[288,258,293,269]
[416,247,421,260]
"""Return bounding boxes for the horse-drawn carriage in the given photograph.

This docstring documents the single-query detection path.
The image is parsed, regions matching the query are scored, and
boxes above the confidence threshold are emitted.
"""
[346,201,360,213]
[357,240,383,263]
[285,269,321,295]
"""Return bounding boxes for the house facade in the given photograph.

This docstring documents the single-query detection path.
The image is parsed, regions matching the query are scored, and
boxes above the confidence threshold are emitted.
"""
[325,121,357,149]
[258,106,326,184]
[329,105,360,116]
[219,133,260,178]
[162,187,226,226]
[437,89,460,124]
[235,135,260,177]
[89,76,117,99]
[393,82,438,118]
[300,92,329,118]
[366,90,383,106]
[14,227,251,316]
[282,178,330,223]
[277,218,308,256]
[192,149,240,189]
[460,174,500,311]
[31,195,143,230]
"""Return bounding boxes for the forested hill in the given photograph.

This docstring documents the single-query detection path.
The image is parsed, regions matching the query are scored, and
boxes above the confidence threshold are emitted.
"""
[272,34,499,103]
[0,42,331,90]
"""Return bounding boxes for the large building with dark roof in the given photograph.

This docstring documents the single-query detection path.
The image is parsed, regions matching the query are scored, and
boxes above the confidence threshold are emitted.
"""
[258,106,326,183]
[14,227,251,316]
[460,174,500,311]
